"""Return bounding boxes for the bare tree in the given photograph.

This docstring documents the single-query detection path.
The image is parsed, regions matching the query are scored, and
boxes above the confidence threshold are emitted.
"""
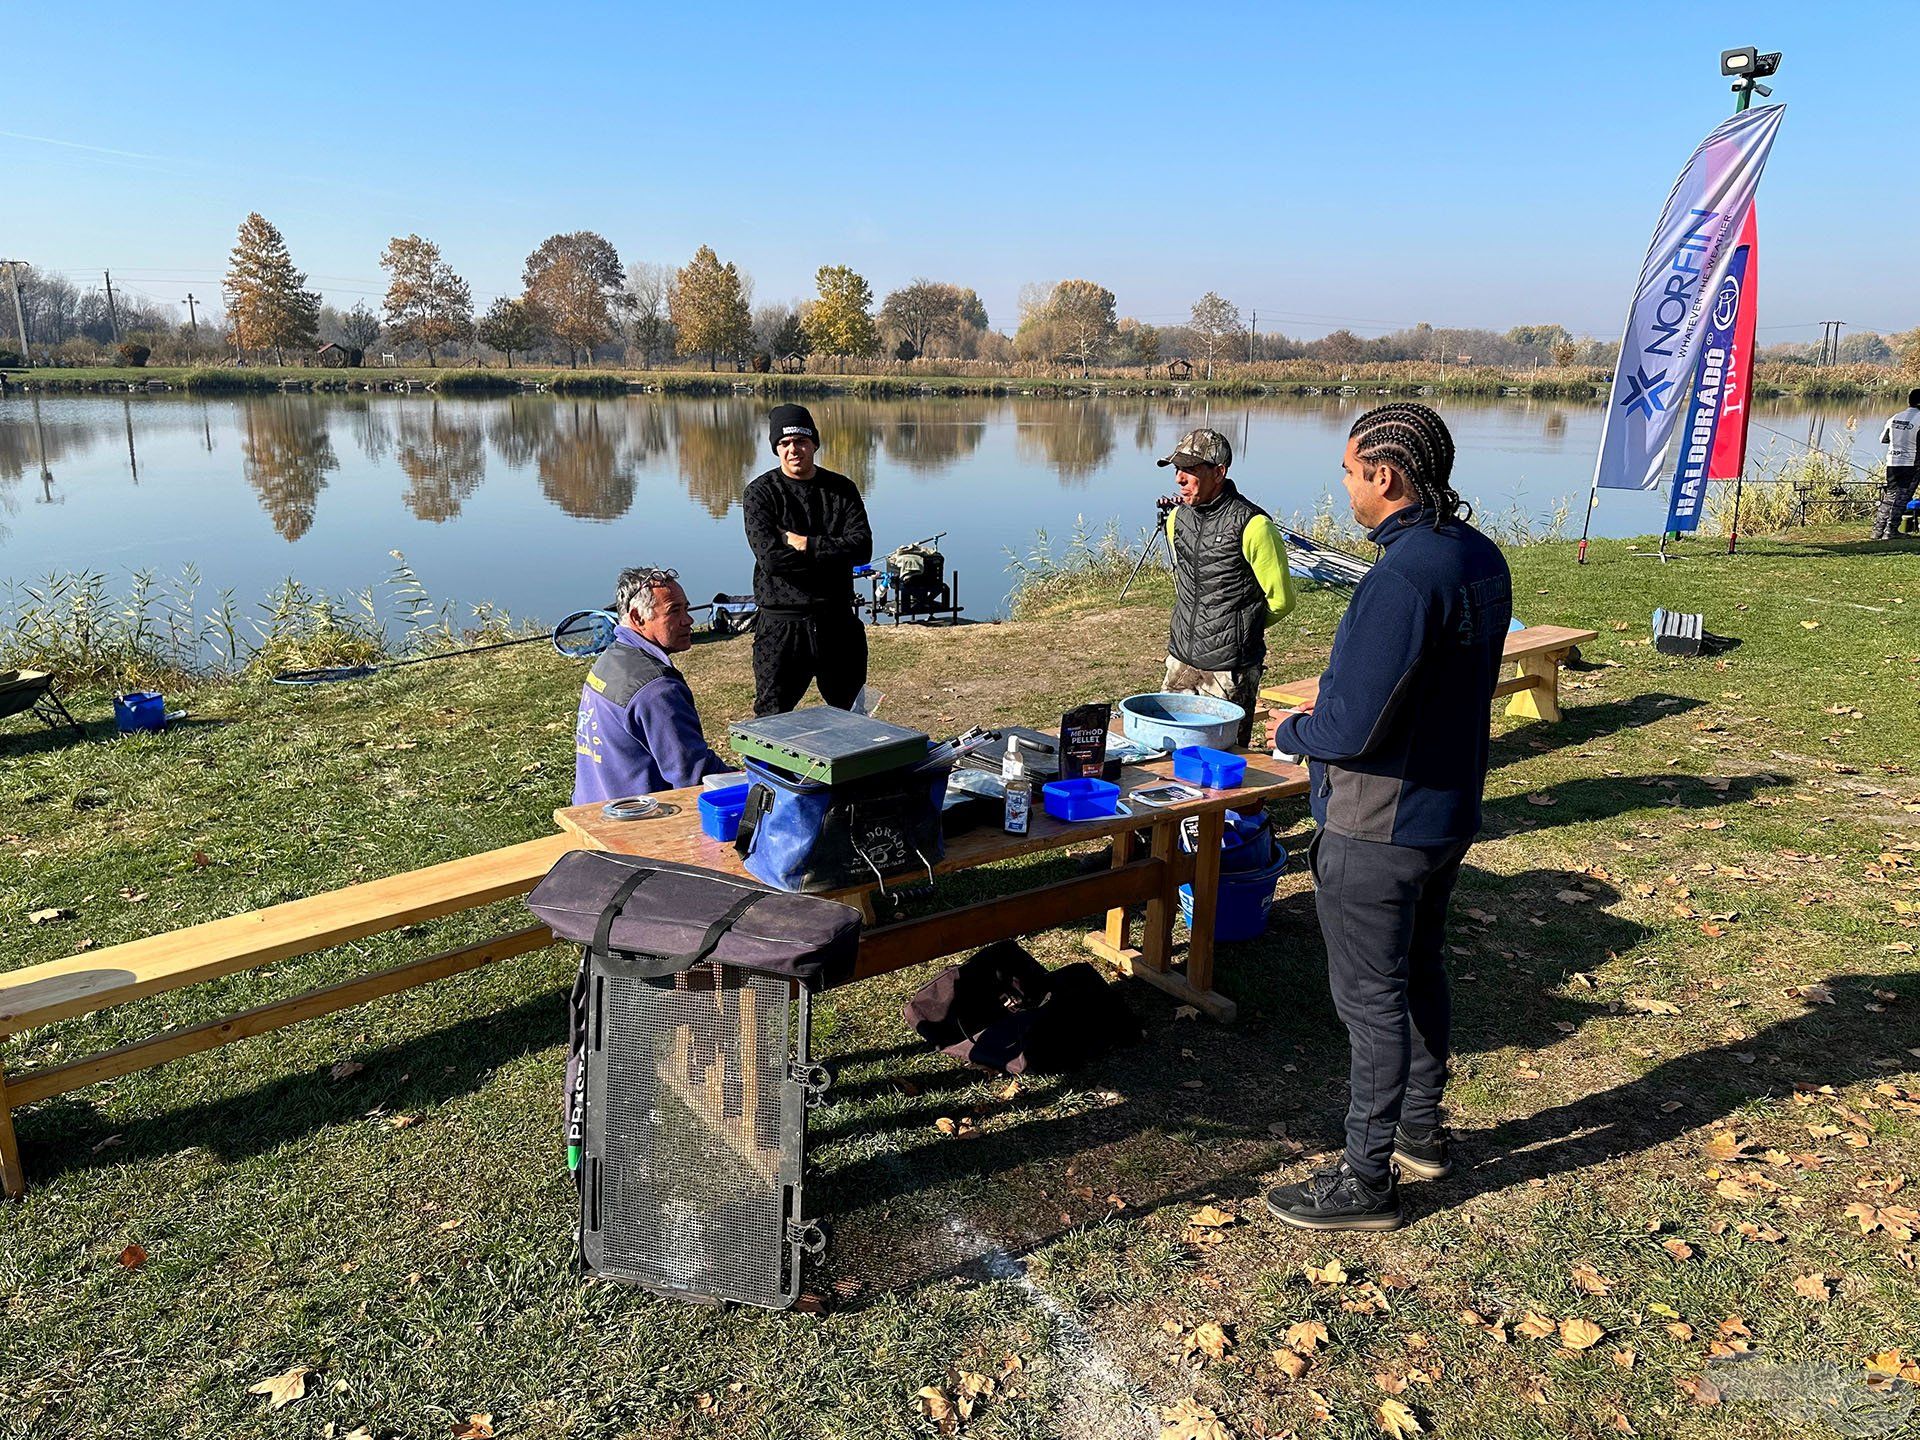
[625,261,675,367]
[1188,292,1242,380]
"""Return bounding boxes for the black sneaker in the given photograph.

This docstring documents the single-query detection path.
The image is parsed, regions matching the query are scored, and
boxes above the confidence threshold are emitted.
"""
[1264,1159,1403,1232]
[1392,1124,1453,1181]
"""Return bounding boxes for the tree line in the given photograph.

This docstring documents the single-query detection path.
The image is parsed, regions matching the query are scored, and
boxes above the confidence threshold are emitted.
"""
[6,211,1918,375]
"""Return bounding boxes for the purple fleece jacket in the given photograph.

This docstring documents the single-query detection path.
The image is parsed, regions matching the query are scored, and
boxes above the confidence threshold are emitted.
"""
[572,628,728,804]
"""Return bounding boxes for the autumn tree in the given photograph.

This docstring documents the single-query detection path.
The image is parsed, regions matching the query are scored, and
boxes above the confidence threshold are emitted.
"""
[879,279,968,359]
[523,231,628,367]
[802,265,879,358]
[772,310,810,360]
[478,296,544,369]
[1188,292,1242,380]
[670,245,753,370]
[222,212,321,364]
[1117,318,1161,368]
[339,303,382,354]
[379,234,474,367]
[1046,280,1117,377]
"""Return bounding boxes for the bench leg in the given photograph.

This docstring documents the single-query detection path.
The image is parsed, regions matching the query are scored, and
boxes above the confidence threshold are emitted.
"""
[1140,822,1178,974]
[1184,810,1226,999]
[1504,650,1564,723]
[1084,830,1142,966]
[0,1063,24,1200]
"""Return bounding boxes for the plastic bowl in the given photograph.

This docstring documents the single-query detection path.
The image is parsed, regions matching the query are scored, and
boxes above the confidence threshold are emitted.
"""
[698,782,751,841]
[1172,744,1248,789]
[1118,692,1244,751]
[113,691,166,735]
[1041,777,1120,822]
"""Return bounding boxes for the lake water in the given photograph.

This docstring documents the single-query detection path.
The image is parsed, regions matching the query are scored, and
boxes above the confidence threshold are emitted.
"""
[0,391,1884,630]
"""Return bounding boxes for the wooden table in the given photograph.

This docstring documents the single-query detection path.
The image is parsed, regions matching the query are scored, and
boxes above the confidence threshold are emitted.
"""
[555,753,1307,1022]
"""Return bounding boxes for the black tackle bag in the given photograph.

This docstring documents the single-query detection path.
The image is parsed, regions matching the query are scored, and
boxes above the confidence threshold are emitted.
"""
[902,941,1142,1075]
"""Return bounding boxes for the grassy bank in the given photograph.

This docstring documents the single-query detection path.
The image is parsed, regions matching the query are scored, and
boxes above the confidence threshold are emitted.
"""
[3,529,1918,1438]
[9,360,1915,402]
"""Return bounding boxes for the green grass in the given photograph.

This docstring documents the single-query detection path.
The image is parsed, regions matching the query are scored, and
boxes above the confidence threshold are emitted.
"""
[3,528,1918,1438]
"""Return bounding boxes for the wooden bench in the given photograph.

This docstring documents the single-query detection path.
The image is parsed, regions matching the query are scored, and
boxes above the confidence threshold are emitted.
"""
[0,833,579,1199]
[1260,623,1598,724]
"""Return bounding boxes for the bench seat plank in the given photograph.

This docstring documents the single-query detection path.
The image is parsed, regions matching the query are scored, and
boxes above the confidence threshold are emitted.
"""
[1260,624,1598,710]
[0,833,579,1038]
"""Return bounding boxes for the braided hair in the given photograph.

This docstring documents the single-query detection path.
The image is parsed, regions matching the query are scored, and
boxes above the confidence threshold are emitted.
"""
[1348,402,1468,528]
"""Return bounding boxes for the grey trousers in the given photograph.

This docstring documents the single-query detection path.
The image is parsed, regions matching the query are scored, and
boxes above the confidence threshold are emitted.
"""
[1310,828,1470,1186]
[1872,466,1917,539]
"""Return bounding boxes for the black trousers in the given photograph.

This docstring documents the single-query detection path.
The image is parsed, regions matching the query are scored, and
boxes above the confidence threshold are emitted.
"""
[1310,828,1470,1186]
[752,612,868,716]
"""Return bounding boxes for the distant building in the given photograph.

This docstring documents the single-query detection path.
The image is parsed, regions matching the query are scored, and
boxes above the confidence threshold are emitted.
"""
[779,352,807,374]
[315,342,363,368]
[1166,357,1193,380]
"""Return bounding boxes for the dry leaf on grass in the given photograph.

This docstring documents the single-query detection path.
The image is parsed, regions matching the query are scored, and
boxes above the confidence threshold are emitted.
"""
[452,1416,495,1440]
[1160,1395,1233,1440]
[1702,1130,1751,1161]
[1661,1239,1696,1261]
[1304,1259,1349,1287]
[1568,1263,1612,1295]
[1612,1349,1636,1370]
[1515,1312,1557,1339]
[1377,1397,1423,1438]
[1273,1347,1312,1378]
[1793,1273,1832,1302]
[1559,1318,1605,1351]
[1285,1321,1329,1353]
[247,1365,312,1410]
[26,907,73,925]
[329,1060,365,1082]
[1189,1205,1236,1229]
[1667,1322,1696,1341]
[1846,1202,1919,1241]
[915,1385,957,1433]
[117,1243,147,1270]
[1675,1374,1723,1406]
[1626,995,1682,1016]
[1184,1322,1233,1361]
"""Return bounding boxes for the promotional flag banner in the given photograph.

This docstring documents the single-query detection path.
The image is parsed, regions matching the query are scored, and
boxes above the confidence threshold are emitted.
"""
[1664,233,1753,532]
[1591,105,1785,496]
[1708,203,1759,482]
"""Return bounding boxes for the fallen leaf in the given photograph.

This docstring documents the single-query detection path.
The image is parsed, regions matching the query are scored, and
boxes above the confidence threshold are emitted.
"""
[1189,1205,1237,1229]
[117,1243,147,1269]
[1174,1004,1200,1022]
[247,1365,312,1410]
[1515,1312,1556,1340]
[1159,1395,1232,1440]
[1703,1131,1751,1161]
[26,907,72,925]
[1377,1396,1423,1438]
[1286,1321,1329,1353]
[1661,1239,1695,1261]
[1305,1259,1349,1287]
[1568,1263,1612,1296]
[1626,996,1682,1016]
[1793,1273,1831,1302]
[452,1416,495,1440]
[1559,1317,1604,1350]
[1676,1373,1723,1406]
[1184,1322,1233,1361]
[1668,1322,1696,1341]
[1613,1348,1636,1369]
[1273,1347,1312,1378]
[934,1117,958,1134]
[329,1060,365,1082]
[915,1385,956,1431]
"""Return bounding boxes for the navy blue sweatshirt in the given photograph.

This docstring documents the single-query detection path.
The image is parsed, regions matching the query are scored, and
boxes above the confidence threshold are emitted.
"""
[1273,505,1513,846]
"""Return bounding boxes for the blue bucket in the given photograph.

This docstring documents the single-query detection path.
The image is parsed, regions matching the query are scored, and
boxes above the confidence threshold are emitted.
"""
[113,691,166,734]
[1179,849,1289,942]
[698,782,751,842]
[1118,692,1244,751]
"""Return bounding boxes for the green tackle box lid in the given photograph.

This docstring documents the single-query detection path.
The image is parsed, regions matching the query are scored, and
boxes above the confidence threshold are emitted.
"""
[728,706,930,786]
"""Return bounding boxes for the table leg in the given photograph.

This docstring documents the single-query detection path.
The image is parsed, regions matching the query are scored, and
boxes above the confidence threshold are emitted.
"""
[1084,829,1142,966]
[0,1062,24,1200]
[1505,650,1565,723]
[1185,809,1225,998]
[853,890,879,926]
[1141,821,1177,974]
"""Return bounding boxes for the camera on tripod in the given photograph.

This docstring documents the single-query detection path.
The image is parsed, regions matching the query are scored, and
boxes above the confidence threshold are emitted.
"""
[1155,493,1180,517]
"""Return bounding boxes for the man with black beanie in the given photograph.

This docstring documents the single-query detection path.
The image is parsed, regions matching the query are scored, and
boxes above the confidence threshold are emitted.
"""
[742,404,874,714]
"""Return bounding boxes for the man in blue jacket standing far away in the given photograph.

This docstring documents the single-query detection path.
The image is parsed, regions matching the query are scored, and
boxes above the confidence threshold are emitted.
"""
[1266,404,1513,1232]
[573,566,732,805]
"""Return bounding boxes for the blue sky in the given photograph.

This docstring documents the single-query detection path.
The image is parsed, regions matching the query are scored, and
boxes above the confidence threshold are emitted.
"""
[6,1,1913,342]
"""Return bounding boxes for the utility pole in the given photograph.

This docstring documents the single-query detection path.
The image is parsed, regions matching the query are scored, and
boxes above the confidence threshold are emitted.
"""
[1248,309,1257,365]
[104,269,121,343]
[1818,320,1844,365]
[183,293,200,345]
[1,261,31,366]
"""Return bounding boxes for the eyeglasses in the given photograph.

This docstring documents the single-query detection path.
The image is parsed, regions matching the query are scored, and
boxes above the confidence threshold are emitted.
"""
[632,567,680,586]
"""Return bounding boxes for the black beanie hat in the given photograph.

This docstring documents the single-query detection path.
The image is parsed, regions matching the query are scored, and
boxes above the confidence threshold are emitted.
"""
[769,404,820,452]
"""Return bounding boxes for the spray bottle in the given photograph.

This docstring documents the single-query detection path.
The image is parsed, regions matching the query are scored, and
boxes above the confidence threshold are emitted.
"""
[1002,737,1033,835]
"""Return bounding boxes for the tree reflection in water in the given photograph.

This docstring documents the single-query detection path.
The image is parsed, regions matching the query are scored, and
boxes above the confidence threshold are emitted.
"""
[396,402,486,522]
[672,399,760,518]
[879,399,990,474]
[537,402,636,521]
[1012,397,1114,485]
[242,395,338,541]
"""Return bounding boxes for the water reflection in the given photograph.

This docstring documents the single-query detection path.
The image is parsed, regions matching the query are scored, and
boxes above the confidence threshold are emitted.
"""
[1013,398,1115,484]
[242,395,338,540]
[396,402,486,522]
[673,399,759,518]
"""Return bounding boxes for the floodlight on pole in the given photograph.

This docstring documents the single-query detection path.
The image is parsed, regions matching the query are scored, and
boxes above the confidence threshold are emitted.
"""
[1721,46,1781,110]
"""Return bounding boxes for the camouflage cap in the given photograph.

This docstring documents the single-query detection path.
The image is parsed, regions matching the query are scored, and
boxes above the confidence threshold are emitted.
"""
[1156,427,1233,470]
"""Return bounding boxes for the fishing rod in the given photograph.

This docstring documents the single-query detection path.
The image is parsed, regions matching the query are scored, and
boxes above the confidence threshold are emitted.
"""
[1745,419,1886,481]
[272,607,629,685]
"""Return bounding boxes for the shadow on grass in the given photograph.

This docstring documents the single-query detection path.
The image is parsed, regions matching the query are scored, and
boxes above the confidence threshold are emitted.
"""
[1489,693,1706,766]
[1480,768,1790,839]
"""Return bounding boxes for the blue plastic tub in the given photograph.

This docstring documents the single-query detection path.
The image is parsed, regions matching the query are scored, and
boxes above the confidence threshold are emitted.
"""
[1172,745,1247,789]
[1118,692,1244,751]
[113,691,166,734]
[1179,849,1289,942]
[1180,809,1274,873]
[698,782,751,841]
[1042,777,1120,822]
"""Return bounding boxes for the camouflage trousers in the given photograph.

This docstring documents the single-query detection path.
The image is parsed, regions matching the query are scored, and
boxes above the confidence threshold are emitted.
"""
[1162,657,1264,749]
[1871,467,1917,540]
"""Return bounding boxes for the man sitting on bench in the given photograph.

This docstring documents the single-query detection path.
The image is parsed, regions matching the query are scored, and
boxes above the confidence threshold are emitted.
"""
[573,566,732,804]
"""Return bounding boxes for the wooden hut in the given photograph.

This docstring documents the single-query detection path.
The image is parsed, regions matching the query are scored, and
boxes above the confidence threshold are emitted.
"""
[779,352,807,374]
[314,342,362,368]
[1166,357,1193,381]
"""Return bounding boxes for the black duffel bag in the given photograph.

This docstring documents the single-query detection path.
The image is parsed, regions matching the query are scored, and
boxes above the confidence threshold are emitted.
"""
[903,942,1143,1075]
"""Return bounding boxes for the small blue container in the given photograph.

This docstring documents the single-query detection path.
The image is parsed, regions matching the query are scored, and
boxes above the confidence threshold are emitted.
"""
[1041,777,1120,822]
[1180,850,1289,942]
[698,782,751,841]
[113,691,166,734]
[1172,745,1247,789]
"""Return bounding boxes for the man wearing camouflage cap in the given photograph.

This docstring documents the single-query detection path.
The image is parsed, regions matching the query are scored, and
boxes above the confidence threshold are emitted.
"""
[1158,427,1295,747]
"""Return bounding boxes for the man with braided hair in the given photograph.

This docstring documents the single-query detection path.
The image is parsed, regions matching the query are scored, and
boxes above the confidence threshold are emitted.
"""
[1265,403,1512,1231]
